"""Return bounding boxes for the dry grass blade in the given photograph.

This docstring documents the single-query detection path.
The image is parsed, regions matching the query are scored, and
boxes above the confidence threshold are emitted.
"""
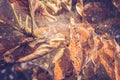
[76,3,83,17]
[9,0,30,15]
[8,0,35,35]
[46,2,59,14]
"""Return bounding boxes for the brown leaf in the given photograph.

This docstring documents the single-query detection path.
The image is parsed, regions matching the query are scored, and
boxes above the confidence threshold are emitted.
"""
[54,47,75,80]
[69,21,89,75]
[54,60,64,80]
[17,33,65,62]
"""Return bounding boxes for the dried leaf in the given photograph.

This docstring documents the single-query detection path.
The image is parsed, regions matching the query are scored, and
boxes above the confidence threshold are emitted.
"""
[54,47,75,80]
[17,33,65,62]
[76,3,83,16]
[52,48,65,63]
[54,60,64,80]
[69,21,87,75]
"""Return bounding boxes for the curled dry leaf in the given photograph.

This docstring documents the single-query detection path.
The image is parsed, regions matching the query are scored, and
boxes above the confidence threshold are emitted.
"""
[17,33,66,62]
[16,43,52,62]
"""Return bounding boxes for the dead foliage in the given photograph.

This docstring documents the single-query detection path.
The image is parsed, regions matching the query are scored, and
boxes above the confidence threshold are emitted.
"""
[0,0,120,80]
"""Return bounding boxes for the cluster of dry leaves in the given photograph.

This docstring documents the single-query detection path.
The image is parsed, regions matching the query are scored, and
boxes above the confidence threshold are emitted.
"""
[0,0,120,80]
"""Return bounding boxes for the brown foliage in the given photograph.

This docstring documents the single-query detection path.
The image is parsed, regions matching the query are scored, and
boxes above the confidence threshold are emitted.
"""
[68,22,120,80]
[0,0,120,80]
